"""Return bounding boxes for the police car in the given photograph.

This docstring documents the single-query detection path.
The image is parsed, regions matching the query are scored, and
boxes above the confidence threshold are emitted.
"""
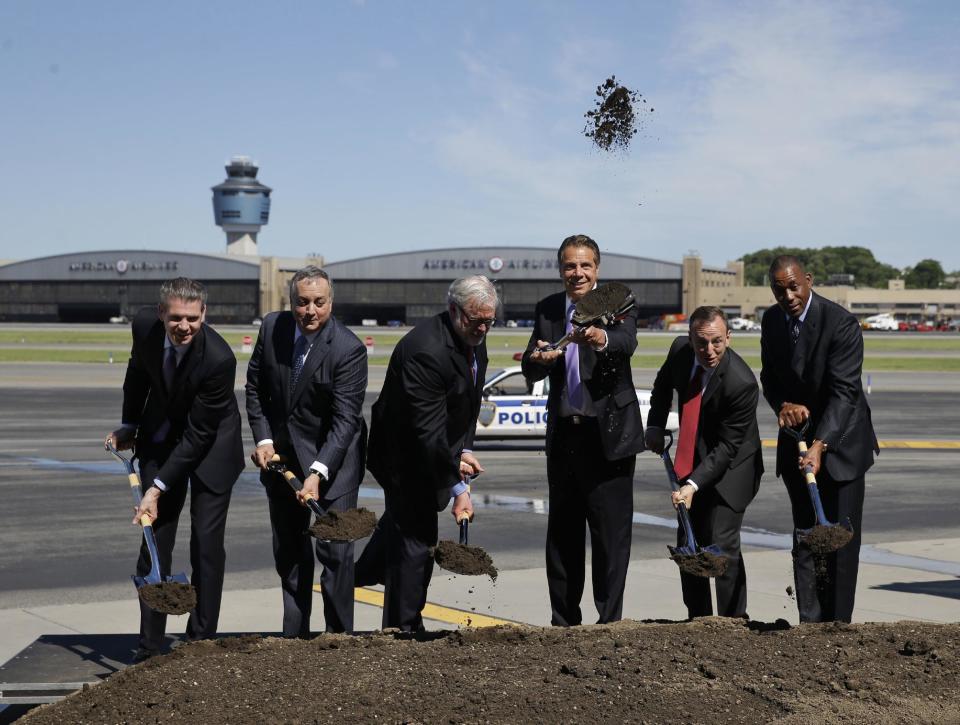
[475,366,678,439]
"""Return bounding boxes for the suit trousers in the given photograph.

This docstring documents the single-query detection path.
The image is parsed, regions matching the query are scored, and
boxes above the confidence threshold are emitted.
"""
[679,487,747,618]
[355,487,438,632]
[782,466,865,623]
[264,472,358,635]
[136,457,231,652]
[546,417,636,626]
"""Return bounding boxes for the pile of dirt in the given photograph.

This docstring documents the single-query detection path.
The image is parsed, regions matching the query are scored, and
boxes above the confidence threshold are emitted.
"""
[23,619,960,724]
[308,508,377,542]
[583,75,653,152]
[433,540,498,579]
[137,582,196,615]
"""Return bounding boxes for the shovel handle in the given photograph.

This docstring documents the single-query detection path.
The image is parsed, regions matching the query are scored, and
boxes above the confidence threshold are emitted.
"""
[796,437,832,527]
[459,518,469,546]
[659,431,699,552]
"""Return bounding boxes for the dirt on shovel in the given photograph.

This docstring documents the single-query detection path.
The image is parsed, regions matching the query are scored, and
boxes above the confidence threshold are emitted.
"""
[671,550,730,578]
[308,507,377,542]
[433,540,497,580]
[137,582,196,615]
[800,524,854,554]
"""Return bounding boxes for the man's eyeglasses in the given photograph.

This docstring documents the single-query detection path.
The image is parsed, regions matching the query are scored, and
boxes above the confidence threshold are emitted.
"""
[458,305,496,328]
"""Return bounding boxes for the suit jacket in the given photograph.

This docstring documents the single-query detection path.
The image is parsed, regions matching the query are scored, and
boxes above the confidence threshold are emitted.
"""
[647,337,763,512]
[245,311,368,501]
[521,290,644,460]
[760,291,878,481]
[122,307,244,494]
[366,312,487,511]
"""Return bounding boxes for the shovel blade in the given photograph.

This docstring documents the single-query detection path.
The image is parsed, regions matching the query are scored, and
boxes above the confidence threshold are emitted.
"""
[668,544,730,578]
[133,571,189,589]
[797,517,855,554]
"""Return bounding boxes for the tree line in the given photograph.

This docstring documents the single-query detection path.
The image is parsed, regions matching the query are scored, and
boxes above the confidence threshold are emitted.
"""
[739,247,956,289]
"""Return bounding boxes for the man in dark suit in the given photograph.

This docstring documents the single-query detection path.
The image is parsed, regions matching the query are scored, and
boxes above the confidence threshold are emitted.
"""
[105,278,244,660]
[761,255,878,623]
[246,266,368,636]
[645,306,763,619]
[521,235,645,626]
[356,275,495,632]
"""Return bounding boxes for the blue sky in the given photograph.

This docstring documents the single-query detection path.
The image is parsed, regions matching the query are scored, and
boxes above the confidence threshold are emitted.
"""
[1,0,958,272]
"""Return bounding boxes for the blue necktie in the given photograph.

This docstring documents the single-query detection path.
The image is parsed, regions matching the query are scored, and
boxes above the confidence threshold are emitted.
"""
[290,334,309,399]
[565,303,584,410]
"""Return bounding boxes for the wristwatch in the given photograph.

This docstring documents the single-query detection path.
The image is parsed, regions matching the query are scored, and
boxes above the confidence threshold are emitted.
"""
[308,465,326,481]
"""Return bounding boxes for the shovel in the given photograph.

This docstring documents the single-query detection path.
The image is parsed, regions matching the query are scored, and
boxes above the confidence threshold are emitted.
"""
[781,421,854,553]
[432,479,497,579]
[659,431,729,578]
[538,282,635,351]
[105,443,195,615]
[266,454,377,541]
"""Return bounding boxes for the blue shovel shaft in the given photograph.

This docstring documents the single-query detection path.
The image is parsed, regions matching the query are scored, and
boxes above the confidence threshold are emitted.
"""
[660,447,699,553]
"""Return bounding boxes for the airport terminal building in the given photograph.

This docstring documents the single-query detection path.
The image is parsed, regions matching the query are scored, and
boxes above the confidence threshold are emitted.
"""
[0,247,685,324]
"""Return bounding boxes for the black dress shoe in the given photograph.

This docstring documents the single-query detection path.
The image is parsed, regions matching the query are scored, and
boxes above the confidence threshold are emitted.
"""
[132,647,159,663]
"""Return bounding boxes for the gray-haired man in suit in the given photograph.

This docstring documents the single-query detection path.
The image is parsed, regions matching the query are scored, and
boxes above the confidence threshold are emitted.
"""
[246,266,368,635]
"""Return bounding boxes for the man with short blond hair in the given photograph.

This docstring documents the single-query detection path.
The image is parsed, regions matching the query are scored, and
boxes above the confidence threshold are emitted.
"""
[105,277,244,661]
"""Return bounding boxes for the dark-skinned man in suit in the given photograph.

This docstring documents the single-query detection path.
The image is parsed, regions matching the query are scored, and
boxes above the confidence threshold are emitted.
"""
[246,266,367,636]
[105,278,244,661]
[645,306,763,619]
[761,255,878,623]
[356,275,496,632]
[522,234,645,626]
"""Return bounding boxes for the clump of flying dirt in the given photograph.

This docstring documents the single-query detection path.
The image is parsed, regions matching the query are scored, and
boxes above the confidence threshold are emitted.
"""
[583,75,653,152]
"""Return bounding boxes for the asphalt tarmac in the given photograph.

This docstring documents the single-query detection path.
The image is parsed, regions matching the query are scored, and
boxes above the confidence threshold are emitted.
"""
[1,381,959,612]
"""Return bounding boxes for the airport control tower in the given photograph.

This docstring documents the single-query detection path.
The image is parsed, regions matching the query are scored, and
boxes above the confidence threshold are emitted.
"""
[212,156,272,256]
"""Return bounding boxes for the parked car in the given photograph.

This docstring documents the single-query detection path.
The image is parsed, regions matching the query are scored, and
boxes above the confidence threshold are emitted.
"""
[728,317,761,331]
[862,313,899,331]
[474,366,678,440]
[108,315,129,324]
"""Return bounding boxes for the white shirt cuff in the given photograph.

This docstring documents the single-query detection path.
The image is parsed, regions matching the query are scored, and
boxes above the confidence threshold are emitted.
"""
[309,461,329,479]
[685,480,699,492]
[257,438,274,447]
[152,478,168,492]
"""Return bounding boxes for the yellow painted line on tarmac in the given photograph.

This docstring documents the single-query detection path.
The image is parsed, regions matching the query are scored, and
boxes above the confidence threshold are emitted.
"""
[313,584,515,628]
[761,439,960,450]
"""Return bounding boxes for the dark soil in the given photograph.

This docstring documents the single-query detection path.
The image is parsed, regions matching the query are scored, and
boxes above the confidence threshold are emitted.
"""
[433,540,498,579]
[308,508,377,542]
[137,582,196,615]
[583,75,653,152]
[23,619,960,724]
[799,522,855,554]
[670,548,730,578]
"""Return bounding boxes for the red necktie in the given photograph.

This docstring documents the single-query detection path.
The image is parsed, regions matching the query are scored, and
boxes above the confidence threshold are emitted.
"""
[674,366,705,480]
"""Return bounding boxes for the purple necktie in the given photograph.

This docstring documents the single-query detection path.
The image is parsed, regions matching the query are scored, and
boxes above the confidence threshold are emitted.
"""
[565,303,584,410]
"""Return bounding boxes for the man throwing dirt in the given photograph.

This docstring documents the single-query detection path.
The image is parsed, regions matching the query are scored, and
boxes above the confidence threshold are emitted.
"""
[522,235,644,626]
[105,278,244,661]
[645,306,763,619]
[356,276,496,631]
[761,255,878,623]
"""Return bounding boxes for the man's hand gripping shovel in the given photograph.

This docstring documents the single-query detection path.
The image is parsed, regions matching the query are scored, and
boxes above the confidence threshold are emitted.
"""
[266,454,377,542]
[781,421,854,554]
[659,431,729,578]
[105,442,195,615]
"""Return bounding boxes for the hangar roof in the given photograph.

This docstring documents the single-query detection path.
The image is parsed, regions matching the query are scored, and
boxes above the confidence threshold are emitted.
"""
[323,247,681,280]
[0,250,259,281]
